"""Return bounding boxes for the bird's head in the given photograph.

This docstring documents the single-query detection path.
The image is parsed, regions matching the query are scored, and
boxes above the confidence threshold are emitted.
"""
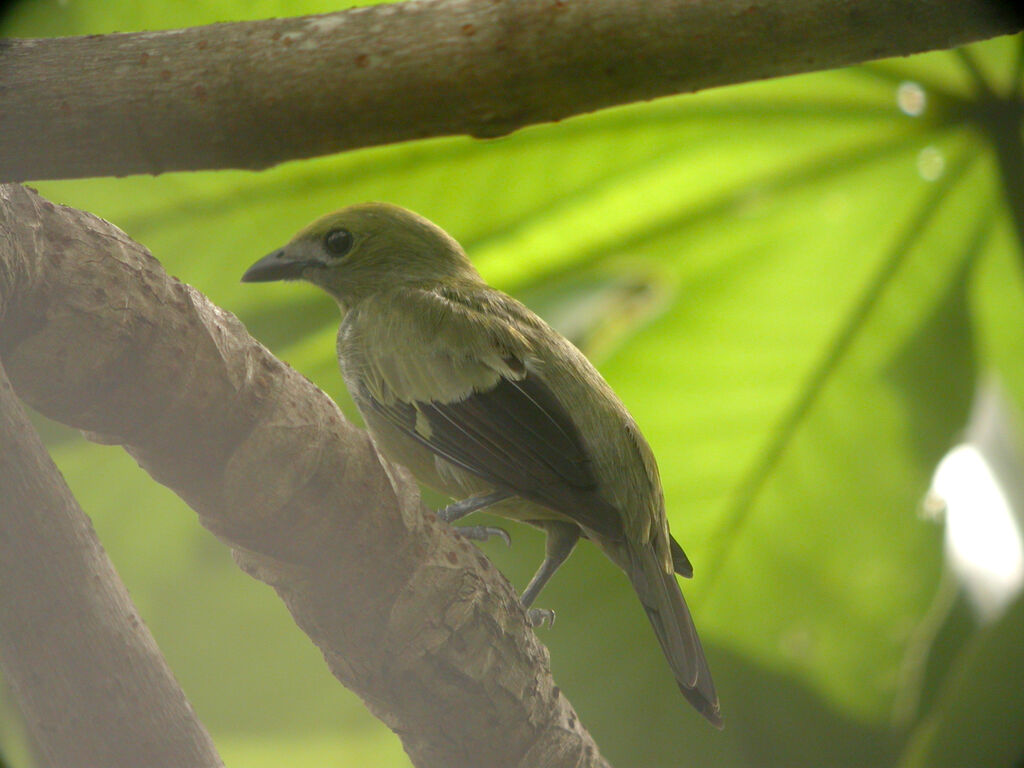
[242,202,482,306]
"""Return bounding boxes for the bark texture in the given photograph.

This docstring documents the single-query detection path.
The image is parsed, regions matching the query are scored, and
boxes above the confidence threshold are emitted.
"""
[0,183,610,768]
[1,0,1021,181]
[0,360,223,768]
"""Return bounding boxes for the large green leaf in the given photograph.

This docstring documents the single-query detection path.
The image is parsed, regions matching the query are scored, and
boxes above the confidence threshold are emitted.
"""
[898,591,1024,768]
[4,3,1023,766]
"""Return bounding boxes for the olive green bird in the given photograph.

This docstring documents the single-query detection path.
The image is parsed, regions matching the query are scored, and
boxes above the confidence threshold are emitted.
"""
[242,203,721,727]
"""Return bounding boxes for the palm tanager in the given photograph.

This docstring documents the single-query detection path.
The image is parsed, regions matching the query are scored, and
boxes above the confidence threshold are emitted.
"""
[242,203,721,726]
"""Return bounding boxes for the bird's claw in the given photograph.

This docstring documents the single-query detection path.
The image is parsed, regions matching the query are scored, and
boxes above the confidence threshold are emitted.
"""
[527,608,556,628]
[438,491,512,523]
[456,525,511,546]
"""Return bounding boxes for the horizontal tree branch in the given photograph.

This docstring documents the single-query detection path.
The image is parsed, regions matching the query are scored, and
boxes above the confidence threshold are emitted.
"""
[0,183,609,768]
[2,0,1021,181]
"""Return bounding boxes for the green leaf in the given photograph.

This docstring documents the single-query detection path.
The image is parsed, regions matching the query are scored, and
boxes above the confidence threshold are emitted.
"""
[5,3,1023,766]
[898,592,1024,768]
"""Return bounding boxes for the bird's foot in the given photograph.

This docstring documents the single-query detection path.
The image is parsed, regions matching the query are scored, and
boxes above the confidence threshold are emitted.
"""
[438,491,512,523]
[527,608,556,628]
[455,525,511,546]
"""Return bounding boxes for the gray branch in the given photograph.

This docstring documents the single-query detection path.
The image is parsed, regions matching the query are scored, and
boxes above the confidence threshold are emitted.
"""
[1,0,1020,181]
[0,183,610,768]
[0,340,222,762]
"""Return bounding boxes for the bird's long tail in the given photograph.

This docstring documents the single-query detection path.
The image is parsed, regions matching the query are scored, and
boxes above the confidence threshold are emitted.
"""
[624,541,722,727]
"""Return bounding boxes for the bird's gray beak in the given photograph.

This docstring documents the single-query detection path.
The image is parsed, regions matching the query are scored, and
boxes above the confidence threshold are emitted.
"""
[241,248,309,283]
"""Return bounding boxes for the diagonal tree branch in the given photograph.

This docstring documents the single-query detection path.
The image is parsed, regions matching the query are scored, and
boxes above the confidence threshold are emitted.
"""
[1,0,1021,182]
[0,363,223,768]
[0,183,609,768]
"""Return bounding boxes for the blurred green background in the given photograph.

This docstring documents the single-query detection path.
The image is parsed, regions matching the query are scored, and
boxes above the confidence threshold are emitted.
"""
[3,2,1024,766]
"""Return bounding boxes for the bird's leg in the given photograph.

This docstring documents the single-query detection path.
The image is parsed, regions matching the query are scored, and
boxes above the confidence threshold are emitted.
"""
[521,521,581,628]
[438,490,513,545]
[438,490,512,522]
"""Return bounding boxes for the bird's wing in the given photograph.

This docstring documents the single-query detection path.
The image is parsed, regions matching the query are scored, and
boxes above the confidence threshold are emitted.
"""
[351,289,625,540]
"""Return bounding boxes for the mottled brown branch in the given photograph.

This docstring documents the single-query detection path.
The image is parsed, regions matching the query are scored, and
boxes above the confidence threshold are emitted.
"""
[1,0,1021,181]
[0,183,610,768]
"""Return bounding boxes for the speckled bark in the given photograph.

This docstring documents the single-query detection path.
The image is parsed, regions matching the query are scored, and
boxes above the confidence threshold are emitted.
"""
[0,183,610,767]
[1,0,1020,181]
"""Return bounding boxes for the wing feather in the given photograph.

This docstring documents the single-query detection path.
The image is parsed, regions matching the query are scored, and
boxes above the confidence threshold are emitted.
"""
[360,370,624,540]
[346,287,625,540]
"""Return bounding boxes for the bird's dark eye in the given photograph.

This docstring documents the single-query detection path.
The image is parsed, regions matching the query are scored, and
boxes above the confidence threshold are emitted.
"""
[324,228,354,257]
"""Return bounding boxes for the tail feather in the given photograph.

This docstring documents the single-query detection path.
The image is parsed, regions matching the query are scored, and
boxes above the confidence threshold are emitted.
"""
[626,541,722,728]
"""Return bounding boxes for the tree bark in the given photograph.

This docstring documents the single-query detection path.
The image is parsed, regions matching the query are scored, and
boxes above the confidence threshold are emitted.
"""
[0,358,222,765]
[1,0,1020,181]
[0,183,610,768]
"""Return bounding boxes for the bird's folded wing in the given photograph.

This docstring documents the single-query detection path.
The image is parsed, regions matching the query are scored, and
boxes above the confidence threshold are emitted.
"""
[363,371,624,540]
[354,289,624,539]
